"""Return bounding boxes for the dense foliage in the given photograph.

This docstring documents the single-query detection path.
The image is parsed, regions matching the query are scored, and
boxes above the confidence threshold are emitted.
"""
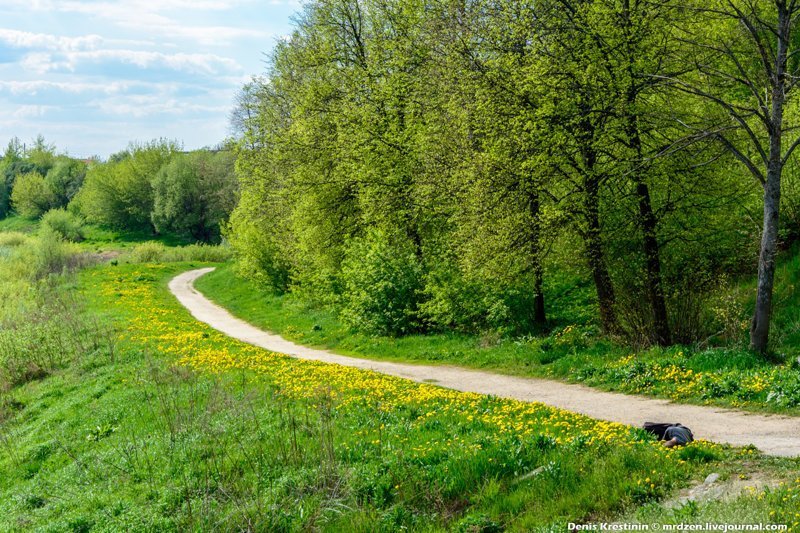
[0,137,237,243]
[227,0,800,354]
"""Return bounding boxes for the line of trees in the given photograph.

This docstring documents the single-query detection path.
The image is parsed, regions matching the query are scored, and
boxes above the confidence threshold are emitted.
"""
[0,137,238,243]
[228,0,800,353]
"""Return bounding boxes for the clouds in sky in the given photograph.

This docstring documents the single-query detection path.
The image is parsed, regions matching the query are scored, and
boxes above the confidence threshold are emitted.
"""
[0,0,298,157]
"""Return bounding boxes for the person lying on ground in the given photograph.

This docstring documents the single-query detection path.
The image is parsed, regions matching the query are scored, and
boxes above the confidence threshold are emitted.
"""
[662,424,694,448]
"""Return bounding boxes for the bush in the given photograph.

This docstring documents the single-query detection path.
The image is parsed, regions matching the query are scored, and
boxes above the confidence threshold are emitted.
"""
[339,230,423,336]
[125,242,232,263]
[226,217,292,293]
[41,209,85,242]
[10,172,55,219]
[5,229,92,280]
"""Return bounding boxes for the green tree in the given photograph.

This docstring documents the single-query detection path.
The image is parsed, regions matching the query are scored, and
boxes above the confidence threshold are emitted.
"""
[11,172,55,219]
[46,156,87,207]
[73,140,179,230]
[671,0,800,353]
[152,151,237,241]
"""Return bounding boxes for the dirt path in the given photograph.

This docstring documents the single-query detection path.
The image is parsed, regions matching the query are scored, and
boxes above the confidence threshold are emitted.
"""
[170,268,800,457]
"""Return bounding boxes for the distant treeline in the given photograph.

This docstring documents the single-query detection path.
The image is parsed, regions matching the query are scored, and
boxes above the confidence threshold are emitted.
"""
[226,0,800,353]
[0,137,237,243]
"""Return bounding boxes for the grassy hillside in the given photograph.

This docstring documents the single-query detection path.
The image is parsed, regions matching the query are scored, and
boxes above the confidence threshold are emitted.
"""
[0,228,798,530]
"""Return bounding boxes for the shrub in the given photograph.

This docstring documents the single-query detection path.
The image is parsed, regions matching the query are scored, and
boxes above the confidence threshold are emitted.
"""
[227,218,292,293]
[10,172,55,219]
[41,209,85,242]
[339,229,423,336]
[5,229,91,280]
[420,265,544,335]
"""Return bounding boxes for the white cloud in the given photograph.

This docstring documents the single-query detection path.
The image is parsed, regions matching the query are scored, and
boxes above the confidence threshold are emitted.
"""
[0,79,147,95]
[0,29,102,51]
[2,1,268,45]
[15,48,242,75]
[12,104,52,118]
[92,93,230,118]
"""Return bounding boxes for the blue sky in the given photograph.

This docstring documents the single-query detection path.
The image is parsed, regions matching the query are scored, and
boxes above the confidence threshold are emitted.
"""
[0,0,300,158]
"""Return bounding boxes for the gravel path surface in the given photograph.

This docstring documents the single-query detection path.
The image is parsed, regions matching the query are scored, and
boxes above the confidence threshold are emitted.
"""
[170,268,800,457]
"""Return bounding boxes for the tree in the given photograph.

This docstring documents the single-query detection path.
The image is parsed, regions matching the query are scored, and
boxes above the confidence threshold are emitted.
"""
[46,156,87,207]
[26,135,56,173]
[152,151,237,241]
[671,0,800,353]
[11,172,55,218]
[73,140,178,230]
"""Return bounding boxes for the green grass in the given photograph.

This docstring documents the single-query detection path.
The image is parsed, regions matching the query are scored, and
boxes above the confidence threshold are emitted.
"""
[0,232,798,529]
[0,214,39,233]
[0,263,721,530]
[196,264,800,415]
[0,213,195,252]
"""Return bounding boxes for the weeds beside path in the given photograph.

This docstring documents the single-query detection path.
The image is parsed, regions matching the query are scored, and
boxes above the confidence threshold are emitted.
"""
[173,267,800,457]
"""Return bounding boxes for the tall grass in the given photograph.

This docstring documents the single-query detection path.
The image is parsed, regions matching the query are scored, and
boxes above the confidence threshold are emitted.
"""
[124,241,231,263]
[0,287,114,390]
[0,231,113,392]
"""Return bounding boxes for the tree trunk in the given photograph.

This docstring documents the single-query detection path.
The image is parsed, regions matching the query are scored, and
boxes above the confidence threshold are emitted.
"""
[619,0,672,345]
[528,189,546,325]
[750,2,789,354]
[627,111,671,345]
[583,163,618,334]
[751,172,781,353]
[534,261,546,325]
[635,179,671,345]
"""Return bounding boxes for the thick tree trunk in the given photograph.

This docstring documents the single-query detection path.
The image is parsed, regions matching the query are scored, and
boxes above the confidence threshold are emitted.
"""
[635,180,671,345]
[583,166,618,334]
[627,114,671,345]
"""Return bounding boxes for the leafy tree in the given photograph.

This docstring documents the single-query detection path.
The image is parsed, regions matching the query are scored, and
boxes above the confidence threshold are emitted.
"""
[152,151,237,241]
[26,135,56,174]
[671,0,800,353]
[46,156,87,207]
[73,140,179,230]
[11,172,55,219]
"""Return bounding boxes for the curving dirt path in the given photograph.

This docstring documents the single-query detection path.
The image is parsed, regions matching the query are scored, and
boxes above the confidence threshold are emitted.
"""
[170,268,800,457]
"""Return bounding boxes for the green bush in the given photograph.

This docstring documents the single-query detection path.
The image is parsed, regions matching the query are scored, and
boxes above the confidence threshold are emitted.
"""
[5,229,90,280]
[10,172,55,219]
[41,209,85,242]
[226,217,292,293]
[340,230,423,336]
